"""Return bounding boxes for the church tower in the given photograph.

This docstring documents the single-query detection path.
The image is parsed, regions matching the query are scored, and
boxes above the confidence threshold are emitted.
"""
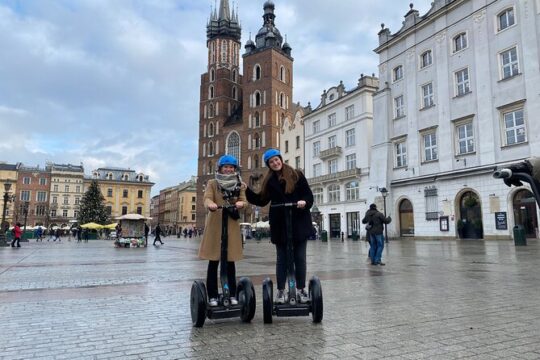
[196,1,293,228]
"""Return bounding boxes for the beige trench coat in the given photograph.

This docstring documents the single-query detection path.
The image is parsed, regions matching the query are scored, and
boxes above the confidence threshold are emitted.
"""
[198,179,246,261]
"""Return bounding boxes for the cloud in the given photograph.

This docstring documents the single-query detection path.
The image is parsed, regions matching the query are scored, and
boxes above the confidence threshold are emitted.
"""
[0,0,433,194]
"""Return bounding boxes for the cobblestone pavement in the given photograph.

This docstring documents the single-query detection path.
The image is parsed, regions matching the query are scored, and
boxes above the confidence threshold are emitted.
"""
[1,236,539,360]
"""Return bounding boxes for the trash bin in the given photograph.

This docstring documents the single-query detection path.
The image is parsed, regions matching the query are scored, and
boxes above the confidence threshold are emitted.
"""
[352,231,359,241]
[320,230,328,242]
[513,225,527,246]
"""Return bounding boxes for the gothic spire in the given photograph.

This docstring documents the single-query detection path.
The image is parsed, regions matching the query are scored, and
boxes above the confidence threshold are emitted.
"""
[218,0,231,21]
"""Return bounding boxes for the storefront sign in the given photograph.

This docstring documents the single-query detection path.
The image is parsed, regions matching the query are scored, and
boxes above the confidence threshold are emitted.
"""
[495,212,507,230]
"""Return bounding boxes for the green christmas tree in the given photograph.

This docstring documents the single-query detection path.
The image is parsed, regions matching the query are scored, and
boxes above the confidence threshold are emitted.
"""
[78,180,109,224]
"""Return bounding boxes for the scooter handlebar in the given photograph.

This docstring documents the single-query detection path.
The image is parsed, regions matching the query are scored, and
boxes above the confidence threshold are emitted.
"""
[270,202,298,208]
[493,168,512,179]
[216,204,237,209]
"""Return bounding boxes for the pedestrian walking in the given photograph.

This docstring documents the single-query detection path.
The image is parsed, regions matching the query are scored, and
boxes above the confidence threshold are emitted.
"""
[198,154,245,307]
[10,222,22,247]
[144,223,149,246]
[36,226,43,242]
[244,148,314,304]
[153,223,164,245]
[54,227,61,242]
[362,203,392,266]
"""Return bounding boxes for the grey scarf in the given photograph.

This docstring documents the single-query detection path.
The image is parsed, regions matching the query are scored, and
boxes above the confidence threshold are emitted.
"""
[215,173,240,192]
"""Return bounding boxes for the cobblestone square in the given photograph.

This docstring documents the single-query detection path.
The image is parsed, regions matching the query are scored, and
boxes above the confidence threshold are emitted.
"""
[1,237,539,359]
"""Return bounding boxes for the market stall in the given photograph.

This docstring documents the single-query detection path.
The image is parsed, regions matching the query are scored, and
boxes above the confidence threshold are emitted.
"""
[114,214,150,248]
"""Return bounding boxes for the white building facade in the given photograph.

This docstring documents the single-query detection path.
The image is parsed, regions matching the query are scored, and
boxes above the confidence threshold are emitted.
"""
[372,0,540,239]
[304,76,378,239]
[280,104,307,170]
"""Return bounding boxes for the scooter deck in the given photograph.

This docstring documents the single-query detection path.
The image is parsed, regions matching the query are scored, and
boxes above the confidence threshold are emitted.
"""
[208,305,242,319]
[274,303,310,317]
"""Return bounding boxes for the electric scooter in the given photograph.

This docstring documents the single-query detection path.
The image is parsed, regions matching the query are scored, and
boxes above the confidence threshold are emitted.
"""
[190,204,256,327]
[262,202,323,324]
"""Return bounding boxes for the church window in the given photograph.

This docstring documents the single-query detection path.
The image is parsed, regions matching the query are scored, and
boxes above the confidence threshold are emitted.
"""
[253,133,261,149]
[208,141,214,156]
[254,155,259,169]
[209,85,214,99]
[280,66,285,82]
[210,68,215,82]
[226,132,240,161]
[232,69,237,83]
[210,42,216,64]
[221,41,228,64]
[232,86,237,100]
[254,64,261,80]
[209,103,214,118]
[208,122,215,137]
[255,91,261,106]
[254,112,260,127]
[279,93,285,108]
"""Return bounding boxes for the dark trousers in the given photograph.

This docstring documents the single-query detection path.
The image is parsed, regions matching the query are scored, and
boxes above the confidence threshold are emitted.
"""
[153,234,163,245]
[206,260,236,299]
[275,240,307,290]
[11,237,21,247]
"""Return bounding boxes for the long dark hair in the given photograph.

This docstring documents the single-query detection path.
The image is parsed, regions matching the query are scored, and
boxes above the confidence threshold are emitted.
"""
[261,162,299,197]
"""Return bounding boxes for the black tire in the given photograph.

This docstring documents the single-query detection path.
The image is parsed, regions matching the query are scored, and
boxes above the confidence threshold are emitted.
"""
[190,280,207,327]
[309,276,323,323]
[262,277,273,324]
[238,277,256,323]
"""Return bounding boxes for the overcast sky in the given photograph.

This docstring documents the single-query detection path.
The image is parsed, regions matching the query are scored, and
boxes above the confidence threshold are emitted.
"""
[0,0,432,195]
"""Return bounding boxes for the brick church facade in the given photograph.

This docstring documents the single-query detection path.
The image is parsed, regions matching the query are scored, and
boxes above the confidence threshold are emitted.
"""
[196,0,294,228]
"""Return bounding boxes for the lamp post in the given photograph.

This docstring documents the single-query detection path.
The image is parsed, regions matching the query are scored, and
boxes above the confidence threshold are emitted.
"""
[22,201,29,239]
[380,187,389,243]
[1,181,14,246]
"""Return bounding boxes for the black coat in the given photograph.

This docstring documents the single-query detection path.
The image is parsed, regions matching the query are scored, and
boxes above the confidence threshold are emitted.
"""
[246,171,314,245]
[362,209,391,235]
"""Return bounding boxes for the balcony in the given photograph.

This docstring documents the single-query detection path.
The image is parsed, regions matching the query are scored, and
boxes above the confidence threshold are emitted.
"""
[308,168,361,185]
[318,146,342,160]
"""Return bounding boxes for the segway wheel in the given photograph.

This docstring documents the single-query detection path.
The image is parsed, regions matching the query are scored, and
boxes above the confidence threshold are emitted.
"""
[238,277,256,323]
[309,276,323,323]
[262,277,273,324]
[190,280,207,327]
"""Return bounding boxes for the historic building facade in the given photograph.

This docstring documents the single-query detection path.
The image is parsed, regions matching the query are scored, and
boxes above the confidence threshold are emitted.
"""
[303,76,379,239]
[372,0,540,239]
[157,176,197,235]
[196,0,294,228]
[14,165,51,227]
[90,167,153,220]
[47,163,85,227]
[0,162,20,229]
[280,103,308,171]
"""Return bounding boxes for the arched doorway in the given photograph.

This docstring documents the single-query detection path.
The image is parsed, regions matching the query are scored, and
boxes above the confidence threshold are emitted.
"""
[458,191,483,239]
[513,189,538,238]
[399,199,414,236]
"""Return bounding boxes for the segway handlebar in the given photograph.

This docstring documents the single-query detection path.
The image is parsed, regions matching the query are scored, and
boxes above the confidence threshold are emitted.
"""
[270,202,298,208]
[216,204,237,209]
[493,168,512,179]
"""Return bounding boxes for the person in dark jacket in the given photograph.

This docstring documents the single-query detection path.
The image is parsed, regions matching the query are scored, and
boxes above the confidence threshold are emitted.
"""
[362,204,391,266]
[244,148,314,304]
[153,223,164,245]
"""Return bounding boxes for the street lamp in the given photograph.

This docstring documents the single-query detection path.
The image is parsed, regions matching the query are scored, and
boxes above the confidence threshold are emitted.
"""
[22,201,30,235]
[1,180,14,246]
[380,187,389,243]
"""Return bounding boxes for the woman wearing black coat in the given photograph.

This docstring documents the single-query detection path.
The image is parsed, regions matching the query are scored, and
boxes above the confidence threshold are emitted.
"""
[244,148,314,304]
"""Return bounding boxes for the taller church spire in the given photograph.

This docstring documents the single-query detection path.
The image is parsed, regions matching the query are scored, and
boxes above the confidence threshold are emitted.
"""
[207,0,241,41]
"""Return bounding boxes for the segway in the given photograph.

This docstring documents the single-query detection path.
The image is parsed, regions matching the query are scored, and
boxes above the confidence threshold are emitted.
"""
[262,202,323,324]
[191,204,256,327]
[494,161,540,206]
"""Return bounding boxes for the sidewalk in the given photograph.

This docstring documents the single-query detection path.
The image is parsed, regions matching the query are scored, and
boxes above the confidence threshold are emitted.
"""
[1,237,539,359]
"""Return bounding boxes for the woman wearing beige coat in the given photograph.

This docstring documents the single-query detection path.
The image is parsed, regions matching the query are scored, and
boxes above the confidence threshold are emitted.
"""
[198,155,246,307]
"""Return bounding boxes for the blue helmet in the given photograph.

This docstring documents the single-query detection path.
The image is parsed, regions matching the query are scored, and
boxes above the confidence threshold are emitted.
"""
[263,148,282,165]
[217,155,238,168]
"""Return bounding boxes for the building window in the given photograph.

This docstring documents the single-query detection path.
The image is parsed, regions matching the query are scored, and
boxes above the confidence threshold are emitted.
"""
[138,190,143,198]
[123,189,128,198]
[23,177,31,185]
[500,47,519,79]
[328,184,340,203]
[328,159,338,174]
[313,120,320,134]
[313,163,321,177]
[345,105,354,121]
[74,210,79,218]
[296,136,300,149]
[210,68,215,82]
[65,185,69,192]
[456,122,475,154]
[107,188,113,197]
[53,185,58,192]
[346,154,356,170]
[21,190,30,201]
[313,142,320,157]
[423,132,438,162]
[420,50,432,68]
[313,188,323,204]
[328,135,337,149]
[393,65,403,82]
[280,66,285,82]
[122,206,128,215]
[455,68,470,96]
[63,196,69,205]
[106,206,112,215]
[208,141,214,157]
[52,196,57,204]
[39,178,47,185]
[254,64,261,80]
[453,32,468,53]
[36,205,46,216]
[226,132,240,161]
[345,129,355,147]
[395,141,407,168]
[285,140,289,153]
[37,191,47,202]
[295,156,301,169]
[51,209,56,217]
[328,113,336,127]
[63,209,68,217]
[498,8,515,31]
[75,197,80,205]
[394,95,405,118]
[421,83,434,108]
[253,133,261,149]
[424,187,439,220]
[503,108,526,145]
[345,181,360,201]
[76,186,81,193]
[137,207,142,215]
